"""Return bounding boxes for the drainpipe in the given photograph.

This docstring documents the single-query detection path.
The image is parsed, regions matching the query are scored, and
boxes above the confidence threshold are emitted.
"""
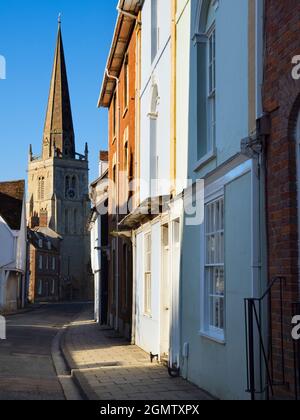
[106,69,120,332]
[170,0,177,197]
[168,0,181,376]
[131,231,136,345]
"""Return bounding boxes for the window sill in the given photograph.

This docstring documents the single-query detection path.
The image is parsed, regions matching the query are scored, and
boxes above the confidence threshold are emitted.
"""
[193,149,216,173]
[199,329,226,345]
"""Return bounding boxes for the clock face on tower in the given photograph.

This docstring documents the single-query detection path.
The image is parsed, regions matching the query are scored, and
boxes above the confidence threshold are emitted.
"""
[67,188,76,200]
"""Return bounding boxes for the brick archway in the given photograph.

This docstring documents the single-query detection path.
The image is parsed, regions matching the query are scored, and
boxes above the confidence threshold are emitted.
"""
[294,108,300,295]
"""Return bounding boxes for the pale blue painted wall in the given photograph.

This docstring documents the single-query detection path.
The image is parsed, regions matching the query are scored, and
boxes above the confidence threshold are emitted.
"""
[180,0,256,400]
[188,0,249,181]
[181,172,252,400]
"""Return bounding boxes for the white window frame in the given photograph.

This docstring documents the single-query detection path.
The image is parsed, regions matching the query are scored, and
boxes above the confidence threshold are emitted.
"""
[207,24,216,155]
[144,232,152,317]
[205,197,224,335]
[200,190,225,344]
[197,159,252,342]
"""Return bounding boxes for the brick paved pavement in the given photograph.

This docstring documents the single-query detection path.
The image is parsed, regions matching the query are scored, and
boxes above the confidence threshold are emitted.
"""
[63,309,212,401]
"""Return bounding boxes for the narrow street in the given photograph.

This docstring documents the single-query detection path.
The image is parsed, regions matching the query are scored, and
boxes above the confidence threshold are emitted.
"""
[0,303,212,401]
[0,303,87,400]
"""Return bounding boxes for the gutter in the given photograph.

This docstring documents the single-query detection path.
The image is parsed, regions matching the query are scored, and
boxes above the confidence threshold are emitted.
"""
[98,1,144,108]
[105,69,121,332]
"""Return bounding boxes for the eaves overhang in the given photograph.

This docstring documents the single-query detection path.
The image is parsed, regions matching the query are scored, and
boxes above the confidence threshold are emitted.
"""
[118,195,170,230]
[98,0,144,108]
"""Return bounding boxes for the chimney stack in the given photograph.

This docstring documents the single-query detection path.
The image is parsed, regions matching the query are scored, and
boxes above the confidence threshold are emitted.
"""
[29,212,39,229]
[39,209,48,228]
[99,150,109,176]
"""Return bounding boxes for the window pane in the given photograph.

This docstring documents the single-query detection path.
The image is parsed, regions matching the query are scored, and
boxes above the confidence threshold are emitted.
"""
[144,233,152,315]
[144,273,152,315]
[216,267,224,295]
[205,197,225,333]
[151,0,158,62]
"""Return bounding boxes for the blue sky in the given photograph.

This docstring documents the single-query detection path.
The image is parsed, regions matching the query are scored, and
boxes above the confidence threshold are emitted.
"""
[0,0,117,183]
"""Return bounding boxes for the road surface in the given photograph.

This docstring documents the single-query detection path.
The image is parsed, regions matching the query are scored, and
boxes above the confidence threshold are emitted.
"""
[0,302,86,400]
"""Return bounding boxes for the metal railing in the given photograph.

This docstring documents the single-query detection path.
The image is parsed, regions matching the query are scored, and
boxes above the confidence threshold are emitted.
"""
[244,277,285,401]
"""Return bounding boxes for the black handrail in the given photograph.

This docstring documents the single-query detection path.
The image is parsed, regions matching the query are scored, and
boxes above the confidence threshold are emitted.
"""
[244,277,285,401]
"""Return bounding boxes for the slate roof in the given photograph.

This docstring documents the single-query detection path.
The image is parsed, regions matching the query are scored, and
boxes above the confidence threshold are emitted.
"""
[0,180,25,230]
[28,227,61,252]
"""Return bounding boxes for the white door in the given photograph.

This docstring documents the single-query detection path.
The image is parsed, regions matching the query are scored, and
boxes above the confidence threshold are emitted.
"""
[160,224,170,358]
[170,219,181,369]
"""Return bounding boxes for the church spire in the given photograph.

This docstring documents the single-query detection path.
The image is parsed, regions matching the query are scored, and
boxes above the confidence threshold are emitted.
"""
[42,19,75,160]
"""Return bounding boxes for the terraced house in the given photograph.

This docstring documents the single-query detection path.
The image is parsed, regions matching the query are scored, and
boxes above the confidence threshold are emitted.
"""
[263,0,300,400]
[96,0,300,401]
[180,0,267,400]
[98,0,141,339]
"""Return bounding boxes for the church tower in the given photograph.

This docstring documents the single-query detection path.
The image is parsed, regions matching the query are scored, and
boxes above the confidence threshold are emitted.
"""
[27,20,91,300]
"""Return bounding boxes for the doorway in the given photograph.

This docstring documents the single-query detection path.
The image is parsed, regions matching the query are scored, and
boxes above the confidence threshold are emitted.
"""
[160,224,171,361]
[170,218,181,368]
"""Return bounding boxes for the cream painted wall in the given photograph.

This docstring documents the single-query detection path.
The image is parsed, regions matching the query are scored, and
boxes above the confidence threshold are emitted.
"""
[140,0,172,201]
[176,0,191,195]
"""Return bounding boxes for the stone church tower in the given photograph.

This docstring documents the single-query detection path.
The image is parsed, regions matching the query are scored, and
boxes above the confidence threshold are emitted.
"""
[27,21,91,300]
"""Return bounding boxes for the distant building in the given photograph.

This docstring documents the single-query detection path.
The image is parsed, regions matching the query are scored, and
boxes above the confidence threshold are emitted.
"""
[0,180,27,312]
[27,21,91,300]
[89,151,109,324]
[27,227,61,303]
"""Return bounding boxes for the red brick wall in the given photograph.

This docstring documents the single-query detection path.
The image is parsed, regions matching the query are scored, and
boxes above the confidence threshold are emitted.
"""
[263,0,300,396]
[107,30,136,338]
[29,246,60,303]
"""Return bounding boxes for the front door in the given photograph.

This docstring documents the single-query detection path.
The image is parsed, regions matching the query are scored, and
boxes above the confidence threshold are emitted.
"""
[160,224,170,360]
[170,219,181,369]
